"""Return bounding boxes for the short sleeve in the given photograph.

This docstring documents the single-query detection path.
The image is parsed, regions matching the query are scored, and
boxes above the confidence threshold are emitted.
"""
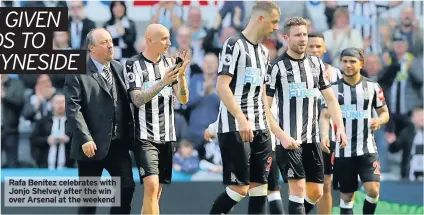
[218,37,240,77]
[124,59,143,91]
[266,62,280,98]
[318,57,332,91]
[372,83,386,109]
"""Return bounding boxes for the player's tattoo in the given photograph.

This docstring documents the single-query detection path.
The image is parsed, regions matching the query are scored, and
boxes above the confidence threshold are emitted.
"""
[131,81,166,108]
[180,87,187,96]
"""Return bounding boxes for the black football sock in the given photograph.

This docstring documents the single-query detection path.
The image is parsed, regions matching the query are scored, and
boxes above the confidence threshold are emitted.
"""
[288,195,305,214]
[209,187,244,215]
[267,193,284,214]
[304,196,317,214]
[363,195,379,215]
[248,196,267,214]
[340,199,354,214]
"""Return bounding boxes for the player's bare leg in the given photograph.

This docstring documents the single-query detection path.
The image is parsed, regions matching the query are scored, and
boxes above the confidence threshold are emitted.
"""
[339,192,355,214]
[304,182,323,213]
[142,175,160,215]
[267,190,284,214]
[317,175,333,214]
[247,183,268,214]
[288,179,306,214]
[362,182,380,215]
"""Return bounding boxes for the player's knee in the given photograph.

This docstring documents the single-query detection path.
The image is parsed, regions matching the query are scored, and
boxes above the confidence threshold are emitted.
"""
[143,176,160,196]
[289,180,306,196]
[228,185,249,197]
[340,193,354,202]
[365,187,380,199]
[248,184,268,196]
[306,185,323,201]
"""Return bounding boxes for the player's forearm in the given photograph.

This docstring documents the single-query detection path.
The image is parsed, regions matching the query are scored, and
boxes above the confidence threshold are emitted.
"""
[176,75,189,104]
[130,81,166,108]
[378,111,390,125]
[216,85,245,121]
[319,111,331,139]
[327,100,345,131]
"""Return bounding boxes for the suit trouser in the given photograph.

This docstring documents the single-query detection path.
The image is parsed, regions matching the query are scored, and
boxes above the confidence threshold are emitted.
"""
[77,139,135,214]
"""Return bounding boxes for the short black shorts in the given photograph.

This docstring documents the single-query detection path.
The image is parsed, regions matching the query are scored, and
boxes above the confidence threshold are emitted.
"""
[323,141,336,175]
[333,153,381,193]
[282,142,324,183]
[268,145,287,191]
[134,139,175,184]
[218,129,273,185]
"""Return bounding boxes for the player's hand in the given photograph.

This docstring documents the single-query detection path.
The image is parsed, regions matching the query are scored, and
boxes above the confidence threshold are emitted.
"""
[204,128,213,142]
[370,118,381,131]
[277,132,298,150]
[320,137,331,154]
[162,65,180,85]
[171,50,191,77]
[82,141,97,158]
[237,117,254,143]
[336,129,348,149]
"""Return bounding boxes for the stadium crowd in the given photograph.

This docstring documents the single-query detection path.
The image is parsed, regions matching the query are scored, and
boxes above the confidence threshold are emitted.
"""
[1,0,423,182]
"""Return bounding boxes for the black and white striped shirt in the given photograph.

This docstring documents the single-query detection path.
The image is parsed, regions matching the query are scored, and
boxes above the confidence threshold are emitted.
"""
[267,53,332,144]
[324,77,386,158]
[124,54,176,143]
[319,64,343,142]
[217,33,269,133]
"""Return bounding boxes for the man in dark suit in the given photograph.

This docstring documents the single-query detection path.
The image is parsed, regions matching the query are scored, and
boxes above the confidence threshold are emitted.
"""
[65,28,135,214]
[68,0,96,49]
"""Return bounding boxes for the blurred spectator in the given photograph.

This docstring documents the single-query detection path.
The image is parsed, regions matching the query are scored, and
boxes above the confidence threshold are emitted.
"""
[262,39,277,61]
[151,1,182,46]
[1,74,25,168]
[338,1,401,54]
[104,1,137,64]
[53,31,71,50]
[387,35,414,136]
[171,26,203,120]
[323,7,363,68]
[30,93,73,169]
[217,1,245,30]
[388,107,424,181]
[323,1,338,30]
[151,1,183,30]
[173,140,200,174]
[274,1,310,25]
[364,53,398,173]
[202,26,237,57]
[68,0,96,49]
[175,113,189,141]
[187,54,220,150]
[187,6,207,66]
[390,6,423,56]
[405,54,423,114]
[50,31,71,89]
[22,74,56,125]
[304,18,315,33]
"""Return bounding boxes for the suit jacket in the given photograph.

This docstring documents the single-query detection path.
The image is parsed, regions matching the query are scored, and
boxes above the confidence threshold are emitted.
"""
[389,124,418,179]
[65,58,135,161]
[68,17,96,49]
[30,115,74,168]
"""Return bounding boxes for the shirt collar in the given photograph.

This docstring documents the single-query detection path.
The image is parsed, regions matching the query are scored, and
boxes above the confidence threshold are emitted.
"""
[90,57,110,74]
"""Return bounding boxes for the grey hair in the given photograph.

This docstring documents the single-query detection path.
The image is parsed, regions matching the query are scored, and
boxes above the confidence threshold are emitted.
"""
[85,27,108,52]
